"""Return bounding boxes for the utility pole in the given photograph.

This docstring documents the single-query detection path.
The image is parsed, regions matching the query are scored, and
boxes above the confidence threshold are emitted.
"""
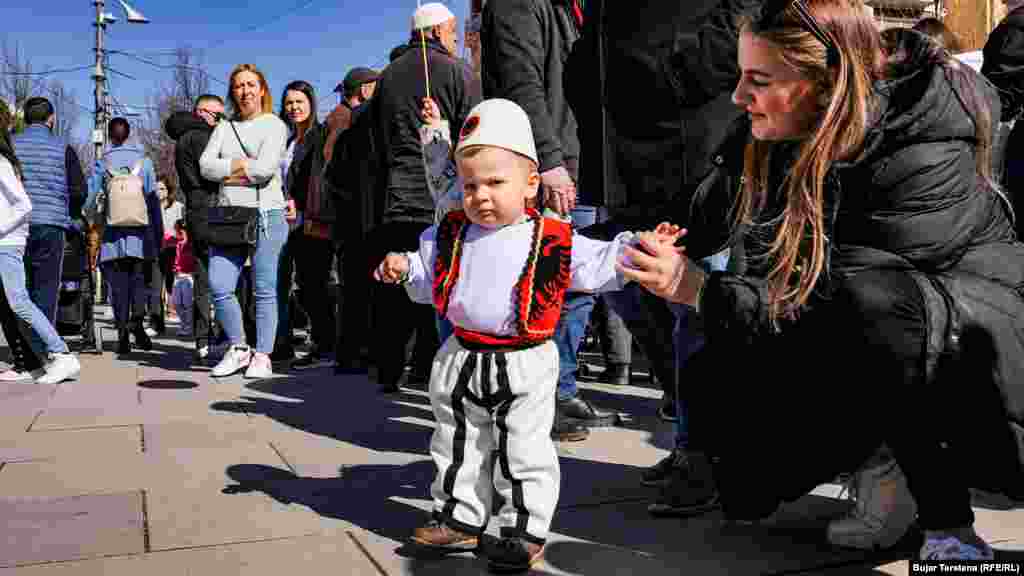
[92,0,106,161]
[91,0,149,160]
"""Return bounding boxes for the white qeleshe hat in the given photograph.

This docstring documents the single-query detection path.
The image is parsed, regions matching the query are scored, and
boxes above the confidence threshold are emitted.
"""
[412,2,456,30]
[455,99,538,165]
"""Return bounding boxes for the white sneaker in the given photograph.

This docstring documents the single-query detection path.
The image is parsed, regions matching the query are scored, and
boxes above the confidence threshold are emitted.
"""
[211,345,252,378]
[0,368,35,383]
[36,353,82,385]
[244,353,273,379]
[144,327,158,338]
[827,460,917,550]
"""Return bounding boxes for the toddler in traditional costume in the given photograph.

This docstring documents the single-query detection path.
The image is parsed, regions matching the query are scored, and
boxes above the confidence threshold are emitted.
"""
[376,99,641,572]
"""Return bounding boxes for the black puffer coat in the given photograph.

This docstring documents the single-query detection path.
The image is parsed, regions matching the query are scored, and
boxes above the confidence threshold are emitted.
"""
[688,35,1024,495]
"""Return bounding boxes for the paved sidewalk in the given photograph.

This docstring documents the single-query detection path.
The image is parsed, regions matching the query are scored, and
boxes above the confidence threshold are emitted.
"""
[1,309,1022,575]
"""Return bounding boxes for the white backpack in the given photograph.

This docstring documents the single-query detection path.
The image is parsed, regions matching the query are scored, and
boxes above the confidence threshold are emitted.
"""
[101,159,149,227]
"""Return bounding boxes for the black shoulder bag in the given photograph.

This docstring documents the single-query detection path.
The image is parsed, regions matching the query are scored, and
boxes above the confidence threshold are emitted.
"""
[205,120,264,248]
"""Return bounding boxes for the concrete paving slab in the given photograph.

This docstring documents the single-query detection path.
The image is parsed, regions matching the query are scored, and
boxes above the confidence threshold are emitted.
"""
[0,453,150,498]
[0,427,141,463]
[29,406,147,431]
[0,534,381,575]
[264,424,427,478]
[0,491,144,568]
[141,419,266,452]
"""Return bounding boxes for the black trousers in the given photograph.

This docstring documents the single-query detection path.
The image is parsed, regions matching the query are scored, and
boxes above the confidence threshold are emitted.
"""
[192,238,212,347]
[336,231,370,366]
[293,233,337,352]
[367,221,440,385]
[103,258,147,330]
[688,269,974,530]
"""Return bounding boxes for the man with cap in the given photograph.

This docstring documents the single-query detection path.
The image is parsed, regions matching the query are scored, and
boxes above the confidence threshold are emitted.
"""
[319,66,378,375]
[324,67,378,165]
[375,98,642,572]
[365,2,481,392]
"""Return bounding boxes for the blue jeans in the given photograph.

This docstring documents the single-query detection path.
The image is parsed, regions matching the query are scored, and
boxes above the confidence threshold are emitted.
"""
[437,313,454,345]
[554,205,601,402]
[0,246,68,355]
[209,210,288,354]
[25,225,65,355]
[670,249,730,448]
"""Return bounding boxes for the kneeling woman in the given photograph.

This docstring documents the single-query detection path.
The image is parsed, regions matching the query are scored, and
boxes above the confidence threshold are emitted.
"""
[622,0,1024,562]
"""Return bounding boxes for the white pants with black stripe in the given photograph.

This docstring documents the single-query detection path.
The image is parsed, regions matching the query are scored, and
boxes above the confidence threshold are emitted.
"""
[429,336,560,545]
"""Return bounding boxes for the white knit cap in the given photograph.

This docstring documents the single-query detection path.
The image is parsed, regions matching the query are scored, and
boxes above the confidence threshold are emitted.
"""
[455,99,538,165]
[412,2,456,30]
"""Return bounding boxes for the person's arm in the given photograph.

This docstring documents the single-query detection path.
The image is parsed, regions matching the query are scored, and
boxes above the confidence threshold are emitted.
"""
[144,158,164,255]
[481,0,563,173]
[199,121,232,182]
[0,160,32,239]
[401,226,437,305]
[569,232,640,293]
[241,118,288,185]
[66,145,87,219]
[84,157,104,216]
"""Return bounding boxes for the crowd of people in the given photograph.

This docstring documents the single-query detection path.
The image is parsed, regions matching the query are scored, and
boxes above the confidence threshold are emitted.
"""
[2,0,1024,572]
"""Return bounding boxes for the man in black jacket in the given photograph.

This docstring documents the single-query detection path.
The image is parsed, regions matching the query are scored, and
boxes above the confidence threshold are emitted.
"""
[366,3,481,391]
[482,0,619,443]
[164,94,225,362]
[566,0,757,512]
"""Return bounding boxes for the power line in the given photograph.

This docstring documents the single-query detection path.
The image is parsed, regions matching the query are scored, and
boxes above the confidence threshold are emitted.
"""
[2,65,94,76]
[107,50,227,86]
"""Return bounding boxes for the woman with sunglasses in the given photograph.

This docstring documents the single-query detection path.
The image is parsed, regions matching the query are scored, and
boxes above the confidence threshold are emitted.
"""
[620,0,1024,561]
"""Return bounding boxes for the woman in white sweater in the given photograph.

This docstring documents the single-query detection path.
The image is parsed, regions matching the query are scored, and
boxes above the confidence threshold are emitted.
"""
[200,64,289,379]
[0,110,80,384]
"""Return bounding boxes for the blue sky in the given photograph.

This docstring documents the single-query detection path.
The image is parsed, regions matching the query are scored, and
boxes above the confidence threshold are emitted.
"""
[4,0,469,140]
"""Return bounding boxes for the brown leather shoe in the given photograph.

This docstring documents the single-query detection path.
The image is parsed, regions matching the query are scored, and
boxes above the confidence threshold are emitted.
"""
[410,520,478,550]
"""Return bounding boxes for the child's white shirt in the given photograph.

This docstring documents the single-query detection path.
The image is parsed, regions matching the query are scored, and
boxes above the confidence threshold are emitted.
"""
[403,217,635,337]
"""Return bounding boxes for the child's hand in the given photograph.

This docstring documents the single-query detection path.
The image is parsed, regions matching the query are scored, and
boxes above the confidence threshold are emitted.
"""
[374,253,411,283]
[629,224,687,268]
[421,97,443,129]
[652,222,686,245]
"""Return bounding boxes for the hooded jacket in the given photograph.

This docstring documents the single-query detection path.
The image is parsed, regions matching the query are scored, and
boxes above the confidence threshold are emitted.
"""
[687,36,1024,495]
[566,0,758,212]
[983,5,1024,121]
[164,111,218,236]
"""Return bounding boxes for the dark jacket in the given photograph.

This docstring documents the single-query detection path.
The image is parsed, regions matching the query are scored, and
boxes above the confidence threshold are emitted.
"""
[691,39,1024,495]
[983,6,1024,121]
[164,111,218,237]
[327,101,382,239]
[370,37,481,226]
[288,121,338,226]
[481,0,580,178]
[567,0,758,214]
[13,124,86,230]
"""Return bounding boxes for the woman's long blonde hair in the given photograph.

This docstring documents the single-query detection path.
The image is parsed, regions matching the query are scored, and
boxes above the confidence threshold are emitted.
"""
[736,0,885,319]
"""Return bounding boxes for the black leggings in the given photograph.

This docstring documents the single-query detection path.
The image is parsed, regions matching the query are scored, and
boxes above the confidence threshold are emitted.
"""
[688,268,974,531]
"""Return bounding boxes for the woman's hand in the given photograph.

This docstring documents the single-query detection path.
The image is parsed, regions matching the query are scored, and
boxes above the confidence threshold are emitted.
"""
[618,224,705,305]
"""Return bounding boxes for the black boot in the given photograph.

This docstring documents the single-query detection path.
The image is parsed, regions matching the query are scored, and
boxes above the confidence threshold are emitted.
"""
[117,328,131,354]
[558,394,619,427]
[551,416,588,442]
[131,319,153,351]
[579,363,631,386]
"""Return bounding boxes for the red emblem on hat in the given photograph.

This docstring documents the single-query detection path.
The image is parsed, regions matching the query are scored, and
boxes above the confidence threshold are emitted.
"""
[460,115,480,141]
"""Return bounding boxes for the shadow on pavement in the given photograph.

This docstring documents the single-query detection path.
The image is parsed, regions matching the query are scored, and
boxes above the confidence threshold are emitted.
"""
[211,376,436,455]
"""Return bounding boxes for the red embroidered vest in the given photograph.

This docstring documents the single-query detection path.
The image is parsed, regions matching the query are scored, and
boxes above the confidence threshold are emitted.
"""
[432,209,573,346]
